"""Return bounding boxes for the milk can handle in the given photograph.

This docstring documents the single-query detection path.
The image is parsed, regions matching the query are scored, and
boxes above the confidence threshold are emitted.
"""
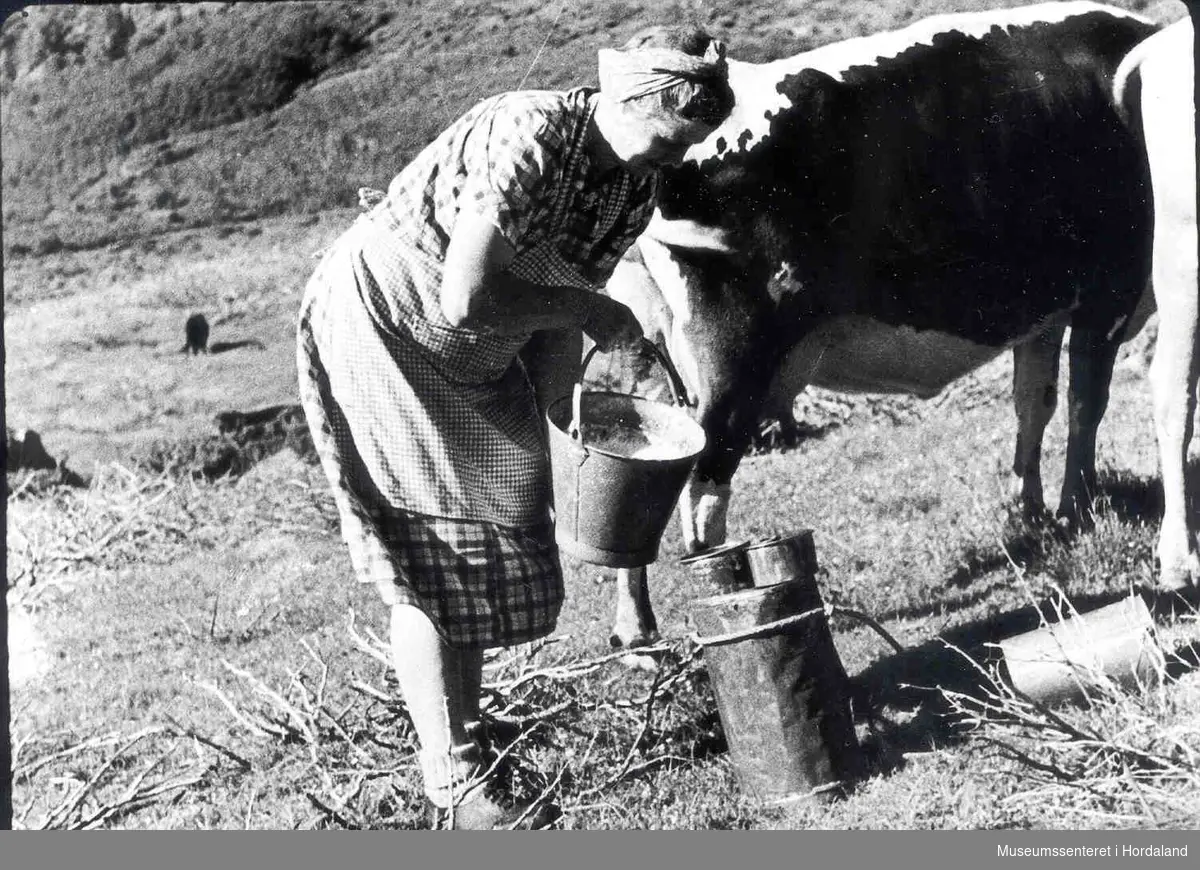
[569,338,696,440]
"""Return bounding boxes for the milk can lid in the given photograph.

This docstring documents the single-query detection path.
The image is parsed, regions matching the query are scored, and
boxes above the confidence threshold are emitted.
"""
[678,540,750,564]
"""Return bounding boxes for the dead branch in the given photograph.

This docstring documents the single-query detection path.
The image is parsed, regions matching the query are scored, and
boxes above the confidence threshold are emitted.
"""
[573,663,672,800]
[979,736,1078,781]
[195,678,282,740]
[14,732,130,782]
[485,641,673,694]
[77,748,209,830]
[485,699,575,730]
[305,792,354,829]
[59,482,177,563]
[220,659,318,746]
[305,770,369,830]
[37,727,168,830]
[162,715,253,771]
[346,609,392,671]
[317,705,376,767]
[349,680,392,703]
[506,761,568,831]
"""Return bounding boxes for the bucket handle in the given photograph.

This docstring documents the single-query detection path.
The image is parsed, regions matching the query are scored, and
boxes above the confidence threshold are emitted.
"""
[570,338,696,440]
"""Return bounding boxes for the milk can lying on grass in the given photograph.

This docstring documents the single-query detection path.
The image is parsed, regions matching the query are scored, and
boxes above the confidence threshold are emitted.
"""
[997,594,1164,707]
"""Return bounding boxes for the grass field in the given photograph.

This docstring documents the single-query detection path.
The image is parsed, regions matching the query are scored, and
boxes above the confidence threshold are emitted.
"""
[4,0,1200,830]
[7,213,1199,829]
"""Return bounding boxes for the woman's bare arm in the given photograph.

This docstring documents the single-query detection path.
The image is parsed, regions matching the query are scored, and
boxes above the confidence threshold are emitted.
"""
[441,211,642,349]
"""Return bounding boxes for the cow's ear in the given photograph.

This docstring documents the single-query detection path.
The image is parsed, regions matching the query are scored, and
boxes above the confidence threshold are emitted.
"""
[774,68,842,126]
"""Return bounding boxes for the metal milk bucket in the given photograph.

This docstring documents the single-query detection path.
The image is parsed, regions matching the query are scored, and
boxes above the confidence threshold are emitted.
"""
[546,339,706,568]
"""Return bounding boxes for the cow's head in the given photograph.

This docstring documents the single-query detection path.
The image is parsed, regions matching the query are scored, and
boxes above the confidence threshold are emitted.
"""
[636,66,847,552]
[632,236,789,554]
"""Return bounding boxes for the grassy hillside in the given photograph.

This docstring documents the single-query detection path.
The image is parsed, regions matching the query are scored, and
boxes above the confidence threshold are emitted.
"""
[1,0,1183,256]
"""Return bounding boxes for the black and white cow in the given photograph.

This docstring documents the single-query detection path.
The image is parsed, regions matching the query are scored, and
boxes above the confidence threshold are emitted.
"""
[602,2,1168,648]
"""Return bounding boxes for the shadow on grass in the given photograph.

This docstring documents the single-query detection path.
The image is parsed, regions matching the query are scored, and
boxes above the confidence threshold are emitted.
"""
[1099,469,1165,523]
[874,508,1065,628]
[1092,459,1200,530]
[838,468,1200,784]
[886,462,1200,627]
[1166,639,1200,680]
[6,462,91,496]
[747,418,841,455]
[209,339,267,354]
[849,585,1185,780]
[943,518,1064,591]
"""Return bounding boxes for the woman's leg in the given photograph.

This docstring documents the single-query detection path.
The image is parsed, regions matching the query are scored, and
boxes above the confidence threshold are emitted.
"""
[389,604,479,804]
[392,604,553,828]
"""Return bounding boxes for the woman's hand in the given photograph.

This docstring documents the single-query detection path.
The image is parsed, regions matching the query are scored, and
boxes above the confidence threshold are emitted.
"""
[583,294,644,352]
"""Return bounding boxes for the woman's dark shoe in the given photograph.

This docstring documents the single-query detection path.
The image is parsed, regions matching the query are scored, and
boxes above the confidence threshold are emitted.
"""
[465,715,526,753]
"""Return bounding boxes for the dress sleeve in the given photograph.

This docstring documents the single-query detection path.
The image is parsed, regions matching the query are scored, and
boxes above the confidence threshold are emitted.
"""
[459,96,567,249]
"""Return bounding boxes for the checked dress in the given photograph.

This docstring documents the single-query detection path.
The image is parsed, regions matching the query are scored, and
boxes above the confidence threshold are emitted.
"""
[297,87,658,649]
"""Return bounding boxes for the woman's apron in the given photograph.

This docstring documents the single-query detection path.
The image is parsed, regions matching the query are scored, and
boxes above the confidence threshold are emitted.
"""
[301,100,600,530]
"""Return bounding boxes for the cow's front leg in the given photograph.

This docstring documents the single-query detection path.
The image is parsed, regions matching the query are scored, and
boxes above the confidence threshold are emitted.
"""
[1057,325,1122,526]
[610,566,658,649]
[1011,323,1066,521]
[678,476,733,554]
[607,478,735,648]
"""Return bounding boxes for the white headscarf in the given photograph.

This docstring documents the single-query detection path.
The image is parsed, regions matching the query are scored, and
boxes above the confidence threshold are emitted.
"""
[597,39,727,104]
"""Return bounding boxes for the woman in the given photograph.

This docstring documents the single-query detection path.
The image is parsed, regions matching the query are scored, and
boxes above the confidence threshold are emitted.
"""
[297,26,733,829]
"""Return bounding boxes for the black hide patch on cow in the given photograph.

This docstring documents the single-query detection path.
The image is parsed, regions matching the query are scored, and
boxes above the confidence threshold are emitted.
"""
[655,11,1158,347]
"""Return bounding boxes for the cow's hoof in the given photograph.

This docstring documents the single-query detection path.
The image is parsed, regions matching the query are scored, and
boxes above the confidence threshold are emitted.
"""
[608,626,661,651]
[1156,553,1200,594]
[619,652,662,672]
[1054,504,1095,534]
[1016,503,1054,530]
[610,624,665,670]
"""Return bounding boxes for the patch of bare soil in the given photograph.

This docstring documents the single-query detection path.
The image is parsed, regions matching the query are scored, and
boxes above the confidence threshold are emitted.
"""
[130,403,316,482]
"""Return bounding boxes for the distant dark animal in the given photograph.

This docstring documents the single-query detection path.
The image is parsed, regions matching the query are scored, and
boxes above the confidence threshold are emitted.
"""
[182,313,210,354]
[599,3,1163,648]
[5,428,57,472]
